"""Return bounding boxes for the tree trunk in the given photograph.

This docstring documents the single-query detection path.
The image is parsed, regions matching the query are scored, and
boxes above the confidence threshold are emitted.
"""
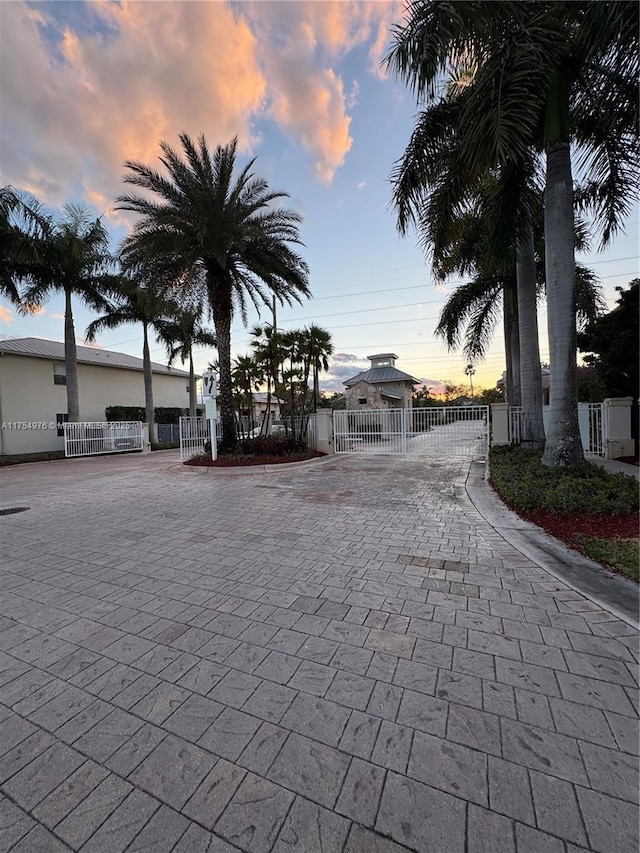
[503,283,521,406]
[188,350,197,417]
[142,322,156,444]
[516,222,545,449]
[64,286,80,422]
[210,292,236,450]
[313,362,319,412]
[541,141,585,467]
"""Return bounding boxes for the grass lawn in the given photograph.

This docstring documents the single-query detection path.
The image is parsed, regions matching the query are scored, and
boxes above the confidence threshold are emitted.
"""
[575,536,639,582]
[0,450,66,466]
[489,446,639,581]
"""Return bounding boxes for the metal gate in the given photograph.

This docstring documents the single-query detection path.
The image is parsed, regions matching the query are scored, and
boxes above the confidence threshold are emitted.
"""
[64,421,143,457]
[179,417,217,461]
[508,403,606,456]
[334,407,489,457]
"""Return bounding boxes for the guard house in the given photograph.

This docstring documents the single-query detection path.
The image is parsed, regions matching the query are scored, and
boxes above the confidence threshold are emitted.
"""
[344,353,417,410]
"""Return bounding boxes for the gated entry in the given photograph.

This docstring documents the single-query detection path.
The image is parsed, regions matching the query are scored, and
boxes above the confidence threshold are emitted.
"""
[333,406,489,457]
[179,416,217,461]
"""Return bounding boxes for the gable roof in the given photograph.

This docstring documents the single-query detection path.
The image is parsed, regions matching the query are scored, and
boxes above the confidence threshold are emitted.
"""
[344,366,418,386]
[0,337,193,378]
[252,392,285,404]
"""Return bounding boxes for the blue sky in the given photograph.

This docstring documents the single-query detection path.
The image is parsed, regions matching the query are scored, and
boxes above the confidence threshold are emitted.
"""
[1,1,637,396]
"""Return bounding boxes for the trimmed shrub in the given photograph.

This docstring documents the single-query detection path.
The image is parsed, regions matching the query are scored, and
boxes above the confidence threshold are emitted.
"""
[236,436,304,457]
[489,445,639,513]
[154,407,185,424]
[105,406,191,424]
[105,405,146,422]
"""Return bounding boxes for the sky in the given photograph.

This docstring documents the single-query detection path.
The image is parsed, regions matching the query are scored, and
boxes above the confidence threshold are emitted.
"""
[1,0,637,397]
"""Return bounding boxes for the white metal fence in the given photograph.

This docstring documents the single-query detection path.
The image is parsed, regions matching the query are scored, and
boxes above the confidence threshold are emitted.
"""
[63,421,143,458]
[157,423,180,444]
[508,404,606,456]
[179,417,218,461]
[334,407,489,457]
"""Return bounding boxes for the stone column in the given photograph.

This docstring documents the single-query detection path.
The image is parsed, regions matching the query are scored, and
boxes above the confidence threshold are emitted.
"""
[141,423,151,454]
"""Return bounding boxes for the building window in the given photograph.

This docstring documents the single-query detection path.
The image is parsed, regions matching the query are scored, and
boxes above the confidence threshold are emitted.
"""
[56,413,68,437]
[53,363,66,385]
[358,397,367,405]
[186,385,189,392]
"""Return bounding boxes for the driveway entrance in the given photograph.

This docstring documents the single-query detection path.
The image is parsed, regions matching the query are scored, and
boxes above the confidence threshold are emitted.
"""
[334,405,489,458]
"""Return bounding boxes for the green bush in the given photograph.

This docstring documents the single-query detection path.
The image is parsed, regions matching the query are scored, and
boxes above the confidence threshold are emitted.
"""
[105,405,146,422]
[236,436,305,457]
[489,445,639,513]
[106,406,190,424]
[154,407,185,424]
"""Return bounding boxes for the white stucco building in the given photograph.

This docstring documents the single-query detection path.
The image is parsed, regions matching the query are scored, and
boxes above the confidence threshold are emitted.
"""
[343,353,417,410]
[0,338,192,455]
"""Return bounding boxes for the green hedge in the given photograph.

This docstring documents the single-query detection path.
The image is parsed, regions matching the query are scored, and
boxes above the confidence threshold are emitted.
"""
[489,445,639,513]
[105,406,193,423]
[105,406,146,422]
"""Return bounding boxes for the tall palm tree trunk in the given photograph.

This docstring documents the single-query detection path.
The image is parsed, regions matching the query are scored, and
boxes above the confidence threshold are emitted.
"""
[503,283,521,406]
[188,350,197,417]
[542,150,584,465]
[313,363,319,412]
[64,286,80,422]
[516,223,545,449]
[142,322,156,444]
[210,297,236,450]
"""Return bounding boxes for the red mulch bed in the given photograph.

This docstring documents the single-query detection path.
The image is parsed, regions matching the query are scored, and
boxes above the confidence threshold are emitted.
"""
[614,456,639,467]
[521,508,639,554]
[184,451,326,467]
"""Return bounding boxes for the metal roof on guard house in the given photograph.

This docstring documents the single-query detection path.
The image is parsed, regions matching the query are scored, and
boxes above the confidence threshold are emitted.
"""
[343,353,418,386]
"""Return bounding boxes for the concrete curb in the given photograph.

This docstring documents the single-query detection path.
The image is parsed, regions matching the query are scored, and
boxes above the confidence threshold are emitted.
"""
[167,453,336,476]
[464,460,639,630]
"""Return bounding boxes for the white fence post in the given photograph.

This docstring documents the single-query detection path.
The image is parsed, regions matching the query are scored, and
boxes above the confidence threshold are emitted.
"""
[209,417,217,461]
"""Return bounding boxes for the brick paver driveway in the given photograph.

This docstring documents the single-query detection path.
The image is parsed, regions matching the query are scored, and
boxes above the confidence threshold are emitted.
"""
[0,452,637,852]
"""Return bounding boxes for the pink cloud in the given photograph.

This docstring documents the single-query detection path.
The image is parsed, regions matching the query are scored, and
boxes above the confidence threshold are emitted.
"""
[2,2,266,210]
[0,306,14,325]
[1,0,403,209]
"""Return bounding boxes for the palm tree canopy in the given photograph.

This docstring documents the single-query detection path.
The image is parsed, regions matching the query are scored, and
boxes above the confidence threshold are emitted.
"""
[84,274,175,343]
[387,1,639,245]
[0,186,51,303]
[303,324,334,373]
[117,134,310,449]
[117,134,311,322]
[20,203,119,312]
[156,305,217,368]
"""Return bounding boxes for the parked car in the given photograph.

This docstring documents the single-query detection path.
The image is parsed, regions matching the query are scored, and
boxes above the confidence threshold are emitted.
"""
[248,424,287,438]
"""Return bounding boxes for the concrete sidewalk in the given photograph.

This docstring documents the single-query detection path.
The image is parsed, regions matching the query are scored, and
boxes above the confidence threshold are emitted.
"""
[0,451,637,852]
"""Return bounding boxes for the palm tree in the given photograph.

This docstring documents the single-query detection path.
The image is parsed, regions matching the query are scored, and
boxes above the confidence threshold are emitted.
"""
[156,304,216,417]
[250,323,285,436]
[84,276,176,443]
[232,354,264,435]
[117,134,310,450]
[304,324,334,413]
[0,186,51,304]
[387,0,639,465]
[390,92,545,446]
[20,204,118,422]
[280,329,305,433]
